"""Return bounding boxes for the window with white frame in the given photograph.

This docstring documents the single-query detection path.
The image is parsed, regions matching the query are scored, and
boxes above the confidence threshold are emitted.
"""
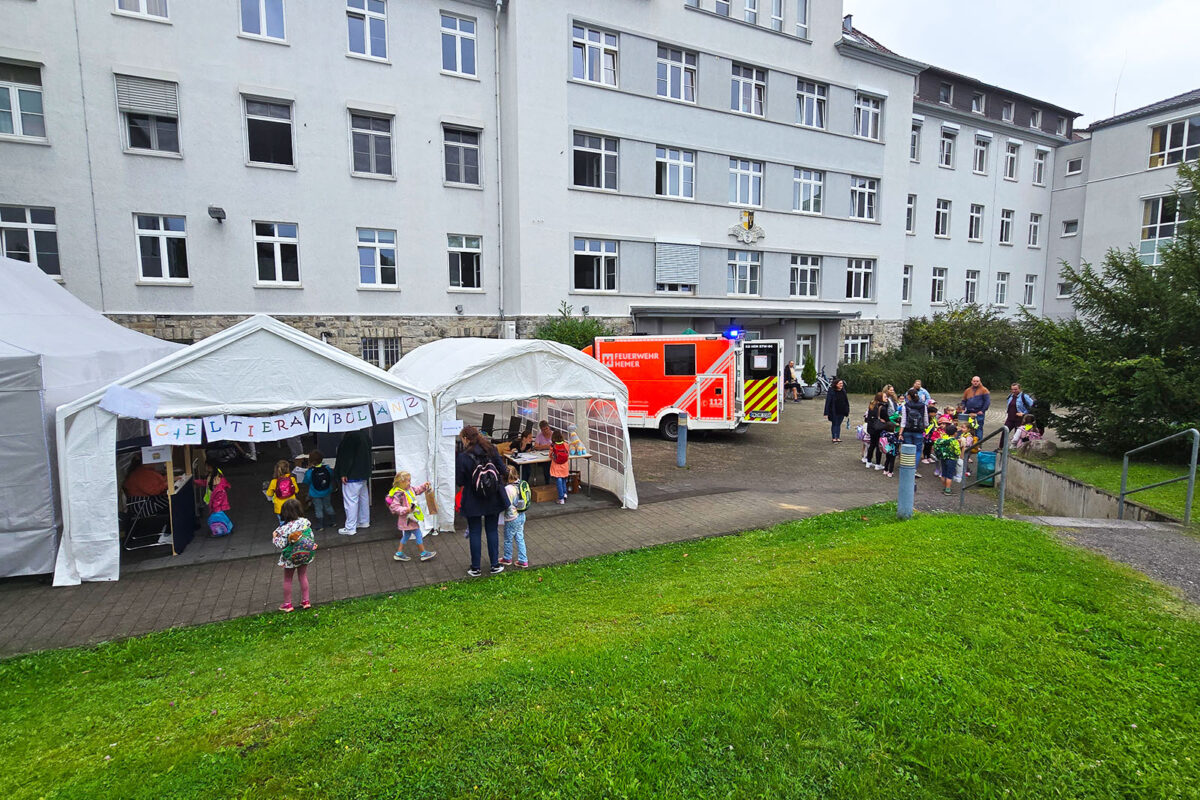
[350,112,393,176]
[849,176,877,221]
[731,63,765,116]
[845,258,873,299]
[964,269,979,303]
[134,214,187,281]
[656,46,696,102]
[729,158,763,206]
[240,0,284,40]
[1056,117,1068,136]
[0,206,58,276]
[447,234,482,289]
[0,63,45,139]
[968,204,984,241]
[939,129,956,168]
[938,82,952,104]
[444,127,480,185]
[789,254,819,297]
[999,209,1014,244]
[656,147,694,199]
[727,250,760,296]
[843,335,871,364]
[716,0,730,15]
[115,75,179,154]
[910,122,921,161]
[1066,157,1082,175]
[347,0,387,60]
[770,0,783,30]
[244,97,293,166]
[796,334,816,367]
[655,242,698,294]
[116,0,168,19]
[1148,116,1200,167]
[743,0,758,23]
[254,221,299,284]
[934,199,951,237]
[931,266,947,304]
[1023,274,1037,306]
[1057,281,1075,298]
[793,168,822,214]
[573,133,618,190]
[1027,213,1041,247]
[971,92,986,114]
[1140,196,1186,266]
[1001,100,1014,122]
[994,271,1009,305]
[1003,142,1019,180]
[905,194,916,234]
[572,25,618,86]
[440,14,476,76]
[361,337,401,370]
[1029,108,1042,128]
[901,263,912,303]
[357,227,396,287]
[854,94,882,140]
[796,79,826,128]
[1033,149,1047,185]
[973,136,989,174]
[1061,219,1079,236]
[573,238,617,291]
[795,0,809,37]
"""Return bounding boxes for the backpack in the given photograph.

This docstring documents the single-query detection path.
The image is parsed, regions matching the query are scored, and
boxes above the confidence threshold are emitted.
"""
[309,465,332,492]
[281,526,316,566]
[903,400,925,432]
[471,455,502,498]
[208,511,233,537]
[276,475,296,499]
[552,442,569,465]
[512,480,531,512]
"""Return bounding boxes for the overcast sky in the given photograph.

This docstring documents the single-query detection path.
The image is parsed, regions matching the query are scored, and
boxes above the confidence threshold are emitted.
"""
[842,0,1200,126]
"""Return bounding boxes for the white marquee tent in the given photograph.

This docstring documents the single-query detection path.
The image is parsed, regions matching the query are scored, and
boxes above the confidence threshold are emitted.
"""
[53,315,433,586]
[0,256,181,578]
[390,337,637,530]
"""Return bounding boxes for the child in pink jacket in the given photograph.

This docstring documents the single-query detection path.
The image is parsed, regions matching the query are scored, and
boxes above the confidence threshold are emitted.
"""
[386,471,436,563]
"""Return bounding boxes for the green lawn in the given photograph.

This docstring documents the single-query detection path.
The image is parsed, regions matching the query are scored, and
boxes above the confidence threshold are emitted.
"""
[1031,447,1195,521]
[2,507,1199,799]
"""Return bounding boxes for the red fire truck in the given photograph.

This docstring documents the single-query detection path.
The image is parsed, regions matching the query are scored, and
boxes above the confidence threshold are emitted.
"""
[583,335,782,440]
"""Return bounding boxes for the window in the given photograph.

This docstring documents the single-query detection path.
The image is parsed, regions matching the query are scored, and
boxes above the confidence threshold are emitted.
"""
[361,337,401,370]
[656,147,695,199]
[968,204,984,241]
[244,98,293,166]
[994,271,1009,305]
[347,0,387,59]
[1141,196,1186,267]
[793,168,822,214]
[1148,116,1200,168]
[727,250,760,296]
[1061,219,1079,236]
[655,242,699,293]
[972,136,989,174]
[999,209,1014,244]
[1027,213,1041,247]
[964,270,979,304]
[447,234,482,289]
[744,0,758,23]
[1001,100,1014,122]
[845,258,873,299]
[0,206,58,276]
[440,14,476,76]
[789,254,819,297]
[572,25,618,86]
[854,94,882,140]
[849,176,877,221]
[664,344,697,376]
[0,63,45,139]
[116,0,168,19]
[796,334,816,367]
[1029,108,1042,129]
[933,199,951,237]
[938,82,952,105]
[1056,117,1068,136]
[1033,149,1047,185]
[905,194,916,234]
[573,238,617,291]
[1023,274,1037,306]
[731,64,765,116]
[240,0,284,40]
[656,46,696,102]
[573,133,618,190]
[350,112,392,176]
[357,228,396,287]
[116,75,179,154]
[795,0,809,37]
[1066,157,1082,175]
[770,0,783,31]
[1003,142,1019,180]
[931,267,947,304]
[254,222,299,284]
[444,127,480,185]
[843,335,871,364]
[796,80,827,128]
[134,214,187,281]
[716,0,730,15]
[1057,281,1075,298]
[729,158,763,206]
[971,92,986,114]
[939,129,956,168]
[910,123,921,161]
[901,264,912,303]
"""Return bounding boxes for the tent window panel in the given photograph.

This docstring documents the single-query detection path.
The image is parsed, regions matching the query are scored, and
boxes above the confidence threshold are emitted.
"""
[586,399,625,474]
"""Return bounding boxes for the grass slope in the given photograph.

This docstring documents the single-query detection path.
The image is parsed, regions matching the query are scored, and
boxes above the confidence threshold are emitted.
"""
[1031,448,1194,521]
[2,507,1198,799]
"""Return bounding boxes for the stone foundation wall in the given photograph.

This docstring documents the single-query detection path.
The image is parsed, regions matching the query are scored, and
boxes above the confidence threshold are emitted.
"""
[837,318,905,356]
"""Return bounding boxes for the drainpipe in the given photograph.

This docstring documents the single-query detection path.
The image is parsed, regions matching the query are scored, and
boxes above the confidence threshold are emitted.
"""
[494,0,506,324]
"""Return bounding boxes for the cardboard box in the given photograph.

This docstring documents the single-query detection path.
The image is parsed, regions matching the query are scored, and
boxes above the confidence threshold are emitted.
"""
[530,484,557,503]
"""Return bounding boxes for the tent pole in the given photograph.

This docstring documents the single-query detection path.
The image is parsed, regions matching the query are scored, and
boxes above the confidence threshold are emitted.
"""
[166,447,176,555]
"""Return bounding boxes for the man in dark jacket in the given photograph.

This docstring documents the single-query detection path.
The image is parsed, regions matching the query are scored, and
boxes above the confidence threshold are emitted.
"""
[335,428,373,535]
[456,426,508,576]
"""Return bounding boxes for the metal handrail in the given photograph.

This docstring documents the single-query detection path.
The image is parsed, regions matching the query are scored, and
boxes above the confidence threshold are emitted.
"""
[1119,428,1199,525]
[958,424,1011,517]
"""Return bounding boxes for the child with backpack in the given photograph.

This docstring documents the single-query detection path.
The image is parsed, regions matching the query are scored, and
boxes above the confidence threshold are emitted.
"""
[550,430,570,504]
[272,498,316,612]
[202,463,233,536]
[386,471,436,563]
[933,420,962,495]
[266,459,298,524]
[500,465,530,568]
[302,450,336,531]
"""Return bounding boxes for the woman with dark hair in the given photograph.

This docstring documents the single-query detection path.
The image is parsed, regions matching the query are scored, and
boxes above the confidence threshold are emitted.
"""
[823,378,850,443]
[455,425,508,577]
[864,392,888,469]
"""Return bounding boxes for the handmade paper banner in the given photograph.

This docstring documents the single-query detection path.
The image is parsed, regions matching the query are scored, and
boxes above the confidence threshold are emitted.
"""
[99,384,161,420]
[371,396,423,424]
[218,412,310,442]
[307,405,373,433]
[149,417,203,446]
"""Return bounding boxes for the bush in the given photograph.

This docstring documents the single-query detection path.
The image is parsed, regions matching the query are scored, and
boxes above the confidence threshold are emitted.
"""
[801,352,816,385]
[531,301,617,351]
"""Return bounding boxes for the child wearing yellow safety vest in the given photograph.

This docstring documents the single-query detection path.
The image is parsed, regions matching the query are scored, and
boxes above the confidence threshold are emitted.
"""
[386,472,436,563]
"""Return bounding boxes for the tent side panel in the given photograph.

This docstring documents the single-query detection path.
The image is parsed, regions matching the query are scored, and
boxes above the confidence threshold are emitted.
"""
[0,356,59,577]
[53,407,120,585]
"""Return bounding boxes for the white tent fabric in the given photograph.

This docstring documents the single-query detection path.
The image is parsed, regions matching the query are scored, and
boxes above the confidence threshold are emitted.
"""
[53,315,433,586]
[390,338,637,529]
[0,257,180,578]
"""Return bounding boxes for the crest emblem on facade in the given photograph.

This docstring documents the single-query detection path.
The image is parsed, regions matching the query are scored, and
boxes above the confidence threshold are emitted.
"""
[728,210,765,244]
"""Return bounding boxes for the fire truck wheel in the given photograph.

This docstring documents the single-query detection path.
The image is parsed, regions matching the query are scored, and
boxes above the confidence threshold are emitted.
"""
[658,415,679,441]
[733,422,750,434]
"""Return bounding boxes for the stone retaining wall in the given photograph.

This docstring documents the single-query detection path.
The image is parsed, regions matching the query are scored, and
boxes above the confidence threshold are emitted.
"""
[1006,456,1179,523]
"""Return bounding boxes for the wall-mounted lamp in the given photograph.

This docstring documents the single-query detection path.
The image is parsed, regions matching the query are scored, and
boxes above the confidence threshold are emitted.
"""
[207,205,226,223]
[581,305,590,315]
[455,304,464,314]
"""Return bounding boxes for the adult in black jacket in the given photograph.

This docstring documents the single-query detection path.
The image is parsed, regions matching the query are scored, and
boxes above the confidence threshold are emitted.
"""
[335,428,373,535]
[455,425,508,576]
[823,378,850,442]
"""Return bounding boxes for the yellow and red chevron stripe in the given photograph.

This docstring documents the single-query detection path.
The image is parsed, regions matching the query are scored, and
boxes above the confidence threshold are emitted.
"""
[742,376,779,422]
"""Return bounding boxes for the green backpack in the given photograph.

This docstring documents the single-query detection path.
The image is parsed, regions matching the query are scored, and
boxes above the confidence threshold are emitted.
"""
[512,480,531,512]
